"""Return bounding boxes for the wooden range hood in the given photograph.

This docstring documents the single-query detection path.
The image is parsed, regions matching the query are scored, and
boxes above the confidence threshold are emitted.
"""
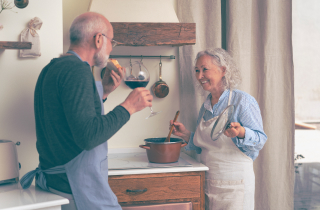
[111,22,195,47]
[89,0,196,47]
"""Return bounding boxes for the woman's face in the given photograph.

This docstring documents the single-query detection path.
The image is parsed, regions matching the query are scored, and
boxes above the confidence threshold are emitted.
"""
[195,55,226,93]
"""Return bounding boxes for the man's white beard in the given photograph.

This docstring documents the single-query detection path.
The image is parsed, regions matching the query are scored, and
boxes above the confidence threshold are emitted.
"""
[94,43,109,68]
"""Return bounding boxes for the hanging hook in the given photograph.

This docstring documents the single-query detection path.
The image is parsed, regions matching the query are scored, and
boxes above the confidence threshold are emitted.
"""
[159,56,162,80]
[130,55,133,74]
[139,55,143,71]
[130,55,132,67]
[127,55,135,79]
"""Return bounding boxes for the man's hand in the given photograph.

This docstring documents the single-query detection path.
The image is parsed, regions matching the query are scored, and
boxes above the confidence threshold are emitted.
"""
[102,67,125,99]
[120,88,153,115]
[224,122,245,139]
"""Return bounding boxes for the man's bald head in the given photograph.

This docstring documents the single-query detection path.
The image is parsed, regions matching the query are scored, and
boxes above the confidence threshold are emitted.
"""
[69,12,112,48]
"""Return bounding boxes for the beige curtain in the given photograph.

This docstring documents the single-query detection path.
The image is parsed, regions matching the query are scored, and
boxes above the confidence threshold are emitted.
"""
[177,0,295,209]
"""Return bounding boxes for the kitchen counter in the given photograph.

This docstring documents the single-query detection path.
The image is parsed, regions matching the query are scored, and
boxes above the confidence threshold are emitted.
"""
[0,148,207,210]
[108,148,208,209]
[0,184,69,210]
[108,148,208,175]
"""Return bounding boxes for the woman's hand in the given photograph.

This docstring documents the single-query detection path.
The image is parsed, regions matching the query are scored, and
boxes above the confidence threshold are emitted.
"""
[224,122,245,139]
[169,120,191,142]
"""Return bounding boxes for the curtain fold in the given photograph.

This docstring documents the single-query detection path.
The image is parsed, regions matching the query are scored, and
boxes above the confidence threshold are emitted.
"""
[177,0,295,209]
[177,0,222,160]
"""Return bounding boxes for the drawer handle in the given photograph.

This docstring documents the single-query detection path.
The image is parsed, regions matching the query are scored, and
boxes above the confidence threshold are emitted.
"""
[126,188,147,194]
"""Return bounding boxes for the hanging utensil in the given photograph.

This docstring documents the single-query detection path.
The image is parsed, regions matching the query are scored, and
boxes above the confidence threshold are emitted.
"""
[165,111,180,142]
[152,56,169,98]
[127,55,135,80]
[137,55,146,80]
[14,0,29,9]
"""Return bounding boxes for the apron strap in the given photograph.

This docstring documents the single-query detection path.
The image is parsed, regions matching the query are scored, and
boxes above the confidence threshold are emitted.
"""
[228,90,233,105]
[20,165,66,191]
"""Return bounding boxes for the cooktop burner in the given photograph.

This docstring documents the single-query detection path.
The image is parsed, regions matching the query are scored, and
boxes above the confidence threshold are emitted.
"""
[108,152,192,170]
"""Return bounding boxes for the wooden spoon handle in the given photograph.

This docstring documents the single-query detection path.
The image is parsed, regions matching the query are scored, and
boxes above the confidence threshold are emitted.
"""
[165,111,180,142]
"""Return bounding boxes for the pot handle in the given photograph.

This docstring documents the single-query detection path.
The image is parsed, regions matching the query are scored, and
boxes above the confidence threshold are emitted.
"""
[181,142,188,148]
[139,145,150,150]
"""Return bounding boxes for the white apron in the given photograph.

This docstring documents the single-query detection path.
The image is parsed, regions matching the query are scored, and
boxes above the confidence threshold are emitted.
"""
[193,90,255,210]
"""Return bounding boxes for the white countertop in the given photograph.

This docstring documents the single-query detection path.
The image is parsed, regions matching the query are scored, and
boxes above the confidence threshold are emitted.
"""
[0,148,207,210]
[0,184,69,210]
[108,148,209,176]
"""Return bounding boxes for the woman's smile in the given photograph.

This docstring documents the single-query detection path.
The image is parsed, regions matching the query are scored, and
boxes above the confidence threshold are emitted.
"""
[195,55,225,93]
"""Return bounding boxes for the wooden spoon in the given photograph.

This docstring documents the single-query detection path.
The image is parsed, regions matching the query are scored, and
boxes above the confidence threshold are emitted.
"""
[165,111,180,142]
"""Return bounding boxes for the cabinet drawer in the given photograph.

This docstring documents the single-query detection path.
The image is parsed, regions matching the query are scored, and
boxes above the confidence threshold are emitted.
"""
[109,175,200,202]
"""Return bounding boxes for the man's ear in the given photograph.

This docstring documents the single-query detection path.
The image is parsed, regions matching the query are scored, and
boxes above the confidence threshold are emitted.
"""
[94,33,103,49]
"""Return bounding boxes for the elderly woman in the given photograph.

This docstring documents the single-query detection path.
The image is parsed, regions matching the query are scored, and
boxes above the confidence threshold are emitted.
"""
[170,48,267,210]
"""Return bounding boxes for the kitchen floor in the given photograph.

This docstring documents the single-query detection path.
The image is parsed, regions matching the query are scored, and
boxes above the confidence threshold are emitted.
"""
[294,128,320,210]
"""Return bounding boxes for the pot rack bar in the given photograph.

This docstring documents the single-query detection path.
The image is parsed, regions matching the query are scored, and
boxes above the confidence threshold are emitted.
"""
[109,55,175,59]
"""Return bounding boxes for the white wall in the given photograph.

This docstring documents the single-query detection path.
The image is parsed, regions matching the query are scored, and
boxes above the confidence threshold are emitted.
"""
[0,1,63,177]
[293,0,320,121]
[0,0,180,177]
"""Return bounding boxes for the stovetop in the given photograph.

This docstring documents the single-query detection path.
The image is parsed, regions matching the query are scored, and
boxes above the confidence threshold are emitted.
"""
[108,152,192,170]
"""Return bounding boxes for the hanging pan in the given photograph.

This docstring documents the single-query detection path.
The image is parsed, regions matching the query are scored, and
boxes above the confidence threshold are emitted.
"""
[151,56,169,98]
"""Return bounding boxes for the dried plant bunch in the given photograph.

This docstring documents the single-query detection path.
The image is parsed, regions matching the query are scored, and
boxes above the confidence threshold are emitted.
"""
[0,0,16,14]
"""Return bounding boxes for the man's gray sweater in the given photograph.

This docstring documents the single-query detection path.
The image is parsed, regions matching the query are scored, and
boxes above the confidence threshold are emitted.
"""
[34,55,130,193]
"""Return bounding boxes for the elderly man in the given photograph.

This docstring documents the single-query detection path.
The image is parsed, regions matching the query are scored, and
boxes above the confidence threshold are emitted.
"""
[20,12,152,210]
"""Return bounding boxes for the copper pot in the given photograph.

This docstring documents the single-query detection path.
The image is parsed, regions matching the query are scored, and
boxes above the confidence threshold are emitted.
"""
[139,138,187,163]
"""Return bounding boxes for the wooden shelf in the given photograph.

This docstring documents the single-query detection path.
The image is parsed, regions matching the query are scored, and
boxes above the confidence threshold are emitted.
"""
[111,22,196,46]
[0,41,32,49]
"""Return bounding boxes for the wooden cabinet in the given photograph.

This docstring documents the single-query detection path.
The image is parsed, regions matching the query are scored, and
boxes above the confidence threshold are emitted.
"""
[109,171,205,210]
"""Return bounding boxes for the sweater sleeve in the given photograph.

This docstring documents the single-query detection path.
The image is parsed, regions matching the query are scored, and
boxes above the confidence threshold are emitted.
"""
[58,63,130,151]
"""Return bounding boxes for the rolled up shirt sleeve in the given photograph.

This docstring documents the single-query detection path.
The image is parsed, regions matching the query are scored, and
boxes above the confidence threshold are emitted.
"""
[232,96,267,160]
